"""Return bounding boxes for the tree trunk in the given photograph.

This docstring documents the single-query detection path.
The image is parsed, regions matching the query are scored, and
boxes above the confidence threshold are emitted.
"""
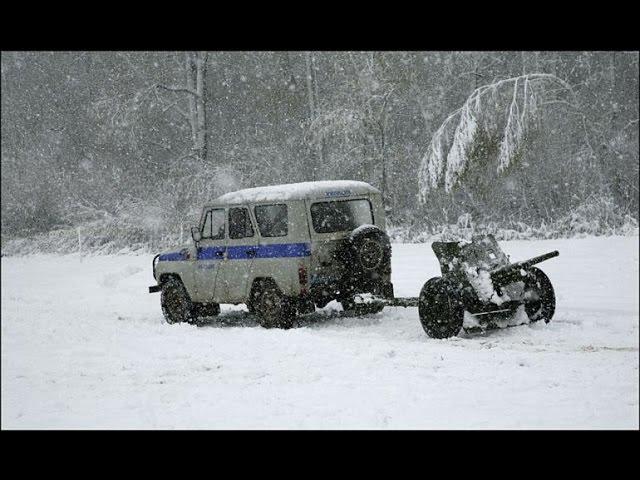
[380,119,388,208]
[195,51,208,164]
[185,52,198,147]
[305,52,323,180]
[184,51,209,164]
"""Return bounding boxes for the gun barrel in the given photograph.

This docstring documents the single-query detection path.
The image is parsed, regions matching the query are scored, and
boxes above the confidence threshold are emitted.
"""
[491,250,559,284]
[517,250,559,269]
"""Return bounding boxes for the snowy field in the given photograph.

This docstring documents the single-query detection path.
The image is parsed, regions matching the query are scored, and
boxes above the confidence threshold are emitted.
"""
[2,236,638,429]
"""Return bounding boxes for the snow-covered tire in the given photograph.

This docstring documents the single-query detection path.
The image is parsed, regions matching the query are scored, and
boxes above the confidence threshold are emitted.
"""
[418,277,464,339]
[523,267,555,323]
[254,280,296,329]
[161,276,195,324]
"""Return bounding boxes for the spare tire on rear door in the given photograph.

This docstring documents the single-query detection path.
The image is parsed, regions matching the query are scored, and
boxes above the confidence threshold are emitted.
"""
[335,224,392,306]
[345,224,391,273]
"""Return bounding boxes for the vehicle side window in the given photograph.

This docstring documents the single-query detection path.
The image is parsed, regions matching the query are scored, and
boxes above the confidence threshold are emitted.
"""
[229,207,254,239]
[202,209,225,240]
[254,204,288,237]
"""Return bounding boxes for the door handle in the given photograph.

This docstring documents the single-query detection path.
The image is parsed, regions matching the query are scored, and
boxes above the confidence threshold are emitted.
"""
[215,251,224,258]
[246,249,257,258]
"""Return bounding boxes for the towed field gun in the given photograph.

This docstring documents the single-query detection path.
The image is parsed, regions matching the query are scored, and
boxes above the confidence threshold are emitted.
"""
[355,234,559,338]
[420,234,558,337]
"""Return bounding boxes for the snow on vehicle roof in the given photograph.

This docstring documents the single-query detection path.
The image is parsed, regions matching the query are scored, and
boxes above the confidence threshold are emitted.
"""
[211,180,380,205]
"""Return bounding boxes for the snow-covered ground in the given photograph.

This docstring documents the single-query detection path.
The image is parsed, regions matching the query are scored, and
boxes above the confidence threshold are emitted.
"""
[2,236,638,429]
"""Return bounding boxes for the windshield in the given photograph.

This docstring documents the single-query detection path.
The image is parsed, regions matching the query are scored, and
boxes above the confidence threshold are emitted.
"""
[310,199,373,233]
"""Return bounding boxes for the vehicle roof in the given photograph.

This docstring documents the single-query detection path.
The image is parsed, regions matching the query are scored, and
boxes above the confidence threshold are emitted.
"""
[209,180,380,206]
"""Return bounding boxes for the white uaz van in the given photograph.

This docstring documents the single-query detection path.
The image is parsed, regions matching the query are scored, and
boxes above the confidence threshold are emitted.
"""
[149,180,394,328]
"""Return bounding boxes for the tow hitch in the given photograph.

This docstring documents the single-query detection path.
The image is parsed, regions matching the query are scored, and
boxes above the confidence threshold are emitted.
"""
[354,293,418,308]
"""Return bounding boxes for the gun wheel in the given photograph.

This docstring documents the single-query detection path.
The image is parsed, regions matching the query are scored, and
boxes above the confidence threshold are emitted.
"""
[418,277,464,339]
[524,267,556,323]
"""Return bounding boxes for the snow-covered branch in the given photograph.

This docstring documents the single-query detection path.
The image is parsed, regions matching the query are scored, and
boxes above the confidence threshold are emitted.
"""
[418,73,578,202]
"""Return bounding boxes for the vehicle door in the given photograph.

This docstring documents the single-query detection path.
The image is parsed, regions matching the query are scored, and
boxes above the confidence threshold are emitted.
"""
[194,207,227,302]
[217,206,258,302]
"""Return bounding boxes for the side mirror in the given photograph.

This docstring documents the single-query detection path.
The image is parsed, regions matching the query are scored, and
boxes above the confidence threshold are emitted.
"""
[191,226,202,242]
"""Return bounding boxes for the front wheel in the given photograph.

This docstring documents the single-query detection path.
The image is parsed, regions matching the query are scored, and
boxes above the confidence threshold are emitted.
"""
[523,267,555,323]
[161,277,194,324]
[418,277,464,339]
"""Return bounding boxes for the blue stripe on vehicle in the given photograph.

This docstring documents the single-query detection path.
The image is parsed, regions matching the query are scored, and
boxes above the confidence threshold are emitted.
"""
[197,246,226,260]
[268,242,311,258]
[226,246,247,260]
[227,242,311,259]
[158,243,311,262]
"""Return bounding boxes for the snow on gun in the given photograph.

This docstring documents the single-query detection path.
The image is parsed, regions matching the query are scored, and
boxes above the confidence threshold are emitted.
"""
[356,234,559,338]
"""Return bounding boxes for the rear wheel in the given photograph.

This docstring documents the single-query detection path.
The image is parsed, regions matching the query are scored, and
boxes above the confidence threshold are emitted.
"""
[161,277,194,324]
[418,277,464,339]
[254,281,296,329]
[523,267,555,323]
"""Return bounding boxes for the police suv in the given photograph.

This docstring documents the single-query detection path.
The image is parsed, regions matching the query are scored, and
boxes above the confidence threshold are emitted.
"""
[149,181,394,328]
